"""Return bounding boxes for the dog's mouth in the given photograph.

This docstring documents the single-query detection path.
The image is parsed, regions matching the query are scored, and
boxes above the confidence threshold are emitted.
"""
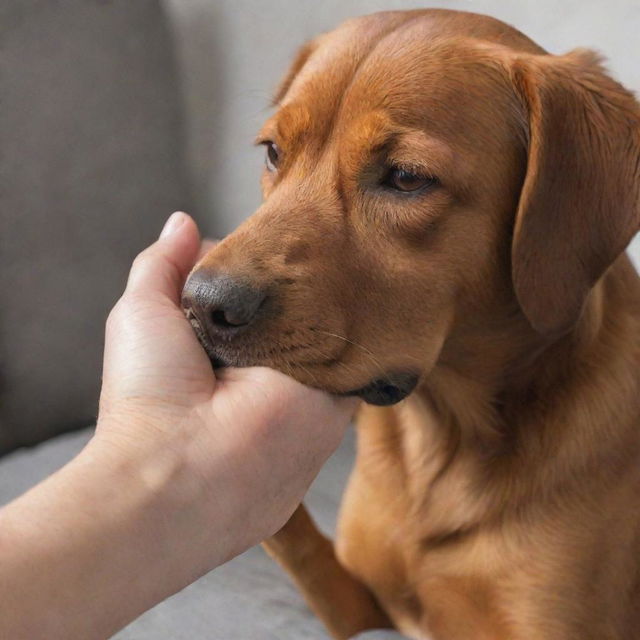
[185,311,231,367]
[185,309,419,406]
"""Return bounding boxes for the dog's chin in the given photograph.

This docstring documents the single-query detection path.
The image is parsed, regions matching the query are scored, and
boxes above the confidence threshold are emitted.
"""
[213,354,418,407]
[342,372,420,406]
[192,327,419,407]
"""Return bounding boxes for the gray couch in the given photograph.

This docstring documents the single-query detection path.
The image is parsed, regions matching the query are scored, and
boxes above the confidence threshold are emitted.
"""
[1,1,638,638]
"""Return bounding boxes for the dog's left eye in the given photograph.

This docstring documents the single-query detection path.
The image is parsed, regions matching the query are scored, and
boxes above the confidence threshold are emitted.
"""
[383,167,437,192]
[264,141,280,172]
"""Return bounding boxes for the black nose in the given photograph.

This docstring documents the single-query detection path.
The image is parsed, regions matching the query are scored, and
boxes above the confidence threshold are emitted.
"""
[181,270,267,339]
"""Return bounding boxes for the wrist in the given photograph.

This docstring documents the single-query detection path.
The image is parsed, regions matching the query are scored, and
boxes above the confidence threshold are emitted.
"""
[85,417,239,572]
[87,418,199,509]
[0,438,202,639]
[80,425,211,554]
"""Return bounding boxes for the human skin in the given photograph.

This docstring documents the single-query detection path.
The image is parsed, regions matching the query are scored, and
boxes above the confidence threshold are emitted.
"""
[0,212,356,639]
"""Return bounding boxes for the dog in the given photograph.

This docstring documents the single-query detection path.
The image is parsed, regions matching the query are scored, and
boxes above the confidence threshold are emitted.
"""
[182,9,640,640]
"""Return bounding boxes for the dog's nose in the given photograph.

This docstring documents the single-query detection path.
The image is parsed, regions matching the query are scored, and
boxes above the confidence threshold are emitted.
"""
[182,270,267,338]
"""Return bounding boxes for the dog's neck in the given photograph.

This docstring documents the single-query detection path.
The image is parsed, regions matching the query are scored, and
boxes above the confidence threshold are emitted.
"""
[425,256,638,432]
[406,255,640,520]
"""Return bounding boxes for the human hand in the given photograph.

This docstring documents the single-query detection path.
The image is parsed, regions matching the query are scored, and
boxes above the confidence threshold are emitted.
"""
[93,212,357,572]
[0,212,357,640]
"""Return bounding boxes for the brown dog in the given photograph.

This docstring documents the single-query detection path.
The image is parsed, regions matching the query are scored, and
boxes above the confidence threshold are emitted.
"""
[182,9,640,640]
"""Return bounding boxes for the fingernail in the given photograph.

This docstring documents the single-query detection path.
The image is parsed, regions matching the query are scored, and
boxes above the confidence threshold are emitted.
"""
[160,211,187,239]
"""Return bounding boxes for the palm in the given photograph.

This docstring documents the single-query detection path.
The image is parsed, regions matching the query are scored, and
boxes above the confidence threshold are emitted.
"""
[108,296,216,403]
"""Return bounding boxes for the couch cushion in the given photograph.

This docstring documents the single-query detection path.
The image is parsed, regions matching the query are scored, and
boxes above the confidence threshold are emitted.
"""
[0,0,192,453]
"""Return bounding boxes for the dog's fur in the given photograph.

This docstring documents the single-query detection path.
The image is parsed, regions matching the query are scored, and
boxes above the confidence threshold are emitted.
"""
[186,9,640,640]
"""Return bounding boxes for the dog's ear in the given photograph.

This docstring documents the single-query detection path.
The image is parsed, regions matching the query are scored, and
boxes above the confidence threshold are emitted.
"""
[510,50,640,335]
[272,39,318,105]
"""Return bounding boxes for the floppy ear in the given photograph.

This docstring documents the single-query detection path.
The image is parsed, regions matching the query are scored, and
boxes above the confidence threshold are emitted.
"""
[510,50,640,335]
[272,39,318,105]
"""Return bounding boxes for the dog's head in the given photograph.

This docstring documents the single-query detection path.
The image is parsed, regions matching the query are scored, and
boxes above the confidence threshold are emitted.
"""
[183,10,640,405]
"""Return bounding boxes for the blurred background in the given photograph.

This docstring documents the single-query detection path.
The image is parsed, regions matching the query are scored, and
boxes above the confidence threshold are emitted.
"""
[1,2,639,637]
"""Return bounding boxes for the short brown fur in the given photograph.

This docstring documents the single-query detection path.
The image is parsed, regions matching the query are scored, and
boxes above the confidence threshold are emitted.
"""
[188,9,640,639]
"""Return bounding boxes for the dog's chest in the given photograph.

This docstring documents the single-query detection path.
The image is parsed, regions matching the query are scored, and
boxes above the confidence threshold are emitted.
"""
[334,403,506,639]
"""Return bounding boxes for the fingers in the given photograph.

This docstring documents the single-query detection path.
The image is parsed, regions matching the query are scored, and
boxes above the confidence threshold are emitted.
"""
[126,212,201,304]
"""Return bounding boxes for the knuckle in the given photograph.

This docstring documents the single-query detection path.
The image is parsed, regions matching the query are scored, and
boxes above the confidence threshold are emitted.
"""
[116,291,148,318]
[106,298,126,329]
[131,249,155,272]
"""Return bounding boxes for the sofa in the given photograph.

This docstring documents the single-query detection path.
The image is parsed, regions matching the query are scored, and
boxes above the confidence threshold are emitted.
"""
[1,1,638,638]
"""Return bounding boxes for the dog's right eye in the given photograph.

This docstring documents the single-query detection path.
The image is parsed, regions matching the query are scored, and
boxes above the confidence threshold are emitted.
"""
[264,142,280,172]
[382,167,438,193]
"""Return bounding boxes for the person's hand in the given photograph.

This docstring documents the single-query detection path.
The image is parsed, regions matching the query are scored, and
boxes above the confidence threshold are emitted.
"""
[93,211,357,569]
[0,211,357,640]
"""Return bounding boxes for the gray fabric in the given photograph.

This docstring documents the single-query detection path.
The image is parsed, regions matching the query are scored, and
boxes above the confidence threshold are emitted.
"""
[0,426,367,639]
[0,0,192,453]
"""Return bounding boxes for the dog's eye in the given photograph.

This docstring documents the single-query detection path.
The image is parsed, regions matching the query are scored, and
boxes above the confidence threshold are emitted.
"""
[264,141,280,172]
[383,167,437,192]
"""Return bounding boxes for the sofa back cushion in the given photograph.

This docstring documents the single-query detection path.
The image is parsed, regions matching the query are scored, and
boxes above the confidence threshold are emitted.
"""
[0,0,192,453]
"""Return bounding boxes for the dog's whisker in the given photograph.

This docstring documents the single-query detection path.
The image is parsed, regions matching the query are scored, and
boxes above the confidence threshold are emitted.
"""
[299,344,358,377]
[312,329,388,378]
[291,360,320,386]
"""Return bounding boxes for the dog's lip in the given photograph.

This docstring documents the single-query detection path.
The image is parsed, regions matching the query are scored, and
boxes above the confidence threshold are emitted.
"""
[209,353,229,368]
[199,337,230,369]
[342,372,420,406]
[183,307,226,366]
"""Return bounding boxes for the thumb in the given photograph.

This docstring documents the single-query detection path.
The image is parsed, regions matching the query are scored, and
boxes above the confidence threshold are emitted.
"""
[126,212,201,304]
